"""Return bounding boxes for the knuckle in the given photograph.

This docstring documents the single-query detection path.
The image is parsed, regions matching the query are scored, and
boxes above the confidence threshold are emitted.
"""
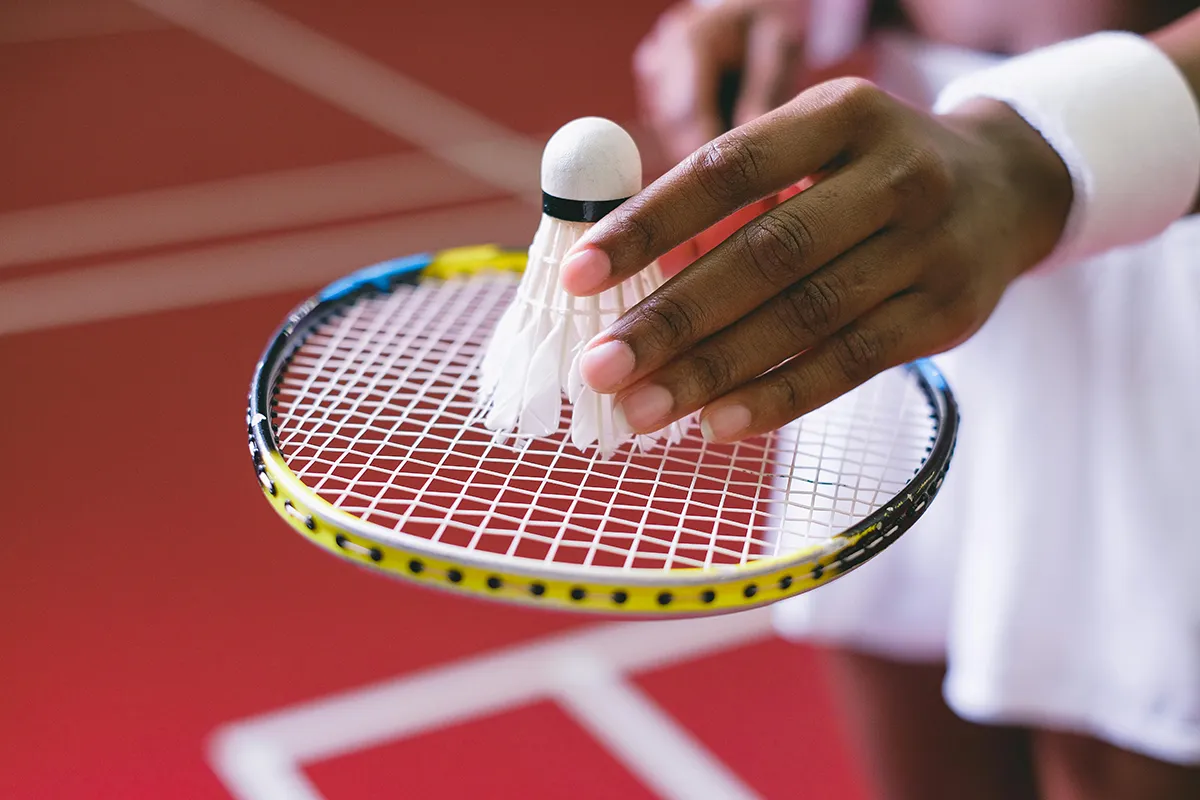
[820,76,887,122]
[635,293,699,350]
[742,210,811,285]
[687,131,767,206]
[886,146,956,212]
[776,272,846,340]
[831,327,886,382]
[916,149,956,200]
[685,349,736,397]
[609,204,661,257]
[769,371,804,416]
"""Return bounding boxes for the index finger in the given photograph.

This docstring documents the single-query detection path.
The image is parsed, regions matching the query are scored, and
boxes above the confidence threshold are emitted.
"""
[561,78,880,297]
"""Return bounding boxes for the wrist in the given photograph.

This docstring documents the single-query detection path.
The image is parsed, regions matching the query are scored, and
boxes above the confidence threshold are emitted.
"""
[947,98,1073,277]
[932,32,1200,271]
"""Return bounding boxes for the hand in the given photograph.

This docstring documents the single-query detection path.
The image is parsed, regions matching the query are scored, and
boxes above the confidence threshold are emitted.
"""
[634,0,806,163]
[560,79,1072,443]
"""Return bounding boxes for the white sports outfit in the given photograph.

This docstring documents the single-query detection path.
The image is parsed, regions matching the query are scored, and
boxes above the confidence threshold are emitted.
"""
[772,32,1200,765]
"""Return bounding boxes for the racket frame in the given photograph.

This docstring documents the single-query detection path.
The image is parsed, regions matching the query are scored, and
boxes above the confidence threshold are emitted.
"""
[248,246,958,617]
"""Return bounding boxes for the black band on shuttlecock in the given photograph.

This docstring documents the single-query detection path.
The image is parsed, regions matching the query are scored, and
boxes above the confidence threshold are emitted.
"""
[542,193,630,223]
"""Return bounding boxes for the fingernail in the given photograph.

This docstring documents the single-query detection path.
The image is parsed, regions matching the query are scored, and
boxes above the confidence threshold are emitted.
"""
[579,339,635,392]
[700,404,752,442]
[560,247,611,295]
[617,385,674,432]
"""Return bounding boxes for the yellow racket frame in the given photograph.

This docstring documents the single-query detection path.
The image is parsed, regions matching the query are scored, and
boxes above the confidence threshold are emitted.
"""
[248,245,957,617]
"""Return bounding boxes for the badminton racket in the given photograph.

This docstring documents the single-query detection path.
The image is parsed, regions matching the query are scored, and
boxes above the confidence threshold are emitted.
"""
[248,245,958,617]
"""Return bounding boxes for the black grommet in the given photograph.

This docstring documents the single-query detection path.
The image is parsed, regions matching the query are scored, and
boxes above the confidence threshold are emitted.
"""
[486,576,502,590]
[700,589,716,604]
[779,575,793,590]
[743,584,758,598]
[447,569,463,583]
[531,582,546,596]
[811,565,824,580]
[408,559,424,574]
[570,587,586,601]
[304,516,316,531]
[656,592,673,606]
[612,590,628,604]
[369,548,382,562]
[334,534,347,549]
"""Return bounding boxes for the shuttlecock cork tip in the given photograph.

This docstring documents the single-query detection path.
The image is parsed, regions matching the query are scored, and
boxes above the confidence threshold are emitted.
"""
[541,117,641,223]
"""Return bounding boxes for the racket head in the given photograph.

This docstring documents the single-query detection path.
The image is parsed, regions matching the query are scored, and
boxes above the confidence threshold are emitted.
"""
[248,245,958,618]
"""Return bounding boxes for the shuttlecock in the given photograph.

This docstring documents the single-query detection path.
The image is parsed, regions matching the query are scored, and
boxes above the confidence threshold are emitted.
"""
[477,117,689,457]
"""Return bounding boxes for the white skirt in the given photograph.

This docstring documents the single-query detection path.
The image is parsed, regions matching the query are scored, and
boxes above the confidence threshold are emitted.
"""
[772,34,1200,765]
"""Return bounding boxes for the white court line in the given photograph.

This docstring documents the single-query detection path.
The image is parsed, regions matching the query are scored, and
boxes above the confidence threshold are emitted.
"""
[128,0,542,197]
[0,198,532,336]
[0,0,168,43]
[0,151,501,270]
[208,611,774,800]
[1,0,666,328]
[555,660,760,800]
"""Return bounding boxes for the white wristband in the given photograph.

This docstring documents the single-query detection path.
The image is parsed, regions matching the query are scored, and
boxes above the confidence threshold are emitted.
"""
[934,32,1200,269]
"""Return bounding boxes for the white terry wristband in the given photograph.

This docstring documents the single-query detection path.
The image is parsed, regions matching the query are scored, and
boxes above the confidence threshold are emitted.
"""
[933,32,1200,269]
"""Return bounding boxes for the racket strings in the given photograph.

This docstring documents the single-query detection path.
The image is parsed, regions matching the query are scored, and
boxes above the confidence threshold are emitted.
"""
[284,281,477,470]
[272,274,938,572]
[770,375,933,559]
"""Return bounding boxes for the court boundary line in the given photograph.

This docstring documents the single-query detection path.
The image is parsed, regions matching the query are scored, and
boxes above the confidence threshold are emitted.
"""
[5,0,551,335]
[127,0,542,198]
[0,151,504,271]
[208,611,774,800]
[0,0,168,43]
[4,1,670,331]
[0,198,532,336]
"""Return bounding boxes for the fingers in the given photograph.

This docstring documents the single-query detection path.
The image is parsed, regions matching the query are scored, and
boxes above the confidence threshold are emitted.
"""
[562,78,882,296]
[633,8,725,164]
[734,10,800,126]
[609,230,922,433]
[699,291,947,442]
[662,37,724,159]
[576,162,897,395]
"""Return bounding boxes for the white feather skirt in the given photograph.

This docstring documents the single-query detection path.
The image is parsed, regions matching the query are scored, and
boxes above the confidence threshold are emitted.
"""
[477,214,691,457]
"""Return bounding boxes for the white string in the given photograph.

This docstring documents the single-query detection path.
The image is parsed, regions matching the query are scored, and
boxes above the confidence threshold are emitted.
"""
[273,273,939,571]
[284,286,419,464]
[309,282,458,495]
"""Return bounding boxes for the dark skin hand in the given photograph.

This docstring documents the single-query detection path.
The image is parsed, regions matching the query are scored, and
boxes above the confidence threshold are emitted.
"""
[559,79,1073,442]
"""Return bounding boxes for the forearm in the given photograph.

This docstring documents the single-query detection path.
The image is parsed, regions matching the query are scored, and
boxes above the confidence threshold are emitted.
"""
[1153,9,1200,212]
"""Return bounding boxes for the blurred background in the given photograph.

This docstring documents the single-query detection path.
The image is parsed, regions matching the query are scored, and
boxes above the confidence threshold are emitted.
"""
[0,1,867,797]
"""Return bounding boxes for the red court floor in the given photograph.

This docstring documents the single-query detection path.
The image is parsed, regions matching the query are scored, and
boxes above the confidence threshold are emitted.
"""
[1,2,869,797]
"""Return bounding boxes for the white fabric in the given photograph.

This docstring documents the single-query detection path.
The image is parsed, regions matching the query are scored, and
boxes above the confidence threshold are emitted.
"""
[933,32,1200,271]
[772,33,1200,765]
